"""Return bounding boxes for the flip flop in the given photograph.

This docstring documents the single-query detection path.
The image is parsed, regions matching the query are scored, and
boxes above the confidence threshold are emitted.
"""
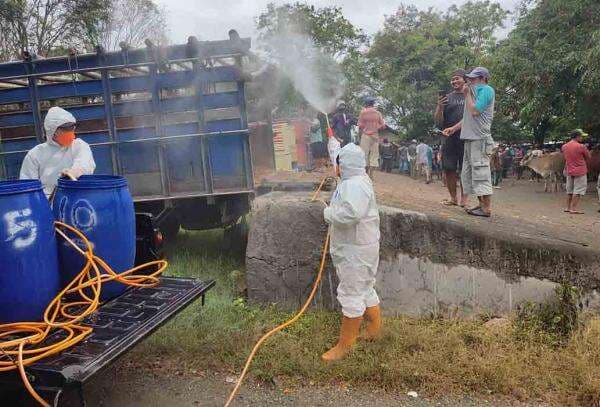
[465,205,481,212]
[563,209,570,213]
[569,210,585,215]
[467,207,491,217]
[441,199,458,206]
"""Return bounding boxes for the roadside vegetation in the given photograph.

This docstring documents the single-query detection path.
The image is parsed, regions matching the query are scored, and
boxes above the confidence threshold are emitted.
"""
[137,230,600,406]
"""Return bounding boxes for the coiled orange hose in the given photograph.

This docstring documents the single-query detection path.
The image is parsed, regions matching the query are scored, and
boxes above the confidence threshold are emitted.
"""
[0,221,167,406]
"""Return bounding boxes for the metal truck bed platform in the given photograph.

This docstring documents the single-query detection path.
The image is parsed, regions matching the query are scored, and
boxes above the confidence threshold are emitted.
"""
[0,276,215,406]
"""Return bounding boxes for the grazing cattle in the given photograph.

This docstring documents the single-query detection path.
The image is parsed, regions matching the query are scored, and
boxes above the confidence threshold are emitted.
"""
[521,151,565,192]
[588,149,600,175]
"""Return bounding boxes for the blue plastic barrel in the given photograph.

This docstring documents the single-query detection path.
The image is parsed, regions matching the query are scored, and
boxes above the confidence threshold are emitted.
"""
[53,175,136,302]
[0,180,61,322]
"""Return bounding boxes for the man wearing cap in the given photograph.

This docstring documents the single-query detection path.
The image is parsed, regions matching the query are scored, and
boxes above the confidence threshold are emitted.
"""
[20,106,96,197]
[331,101,357,147]
[561,129,591,214]
[443,67,495,217]
[436,69,468,207]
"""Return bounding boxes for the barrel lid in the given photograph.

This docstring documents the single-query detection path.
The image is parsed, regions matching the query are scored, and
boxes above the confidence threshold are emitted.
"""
[57,175,128,190]
[0,179,43,196]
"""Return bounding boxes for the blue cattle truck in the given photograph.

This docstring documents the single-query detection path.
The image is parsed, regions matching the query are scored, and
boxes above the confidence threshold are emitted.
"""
[0,32,251,405]
[0,31,254,260]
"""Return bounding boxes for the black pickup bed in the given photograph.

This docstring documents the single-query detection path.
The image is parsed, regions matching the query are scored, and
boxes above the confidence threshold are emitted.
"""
[0,277,215,406]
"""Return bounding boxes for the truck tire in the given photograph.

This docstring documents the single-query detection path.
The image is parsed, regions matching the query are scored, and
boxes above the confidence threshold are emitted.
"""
[223,217,249,258]
[160,218,181,241]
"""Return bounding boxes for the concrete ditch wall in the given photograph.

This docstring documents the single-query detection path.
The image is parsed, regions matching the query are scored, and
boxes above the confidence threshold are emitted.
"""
[246,192,600,317]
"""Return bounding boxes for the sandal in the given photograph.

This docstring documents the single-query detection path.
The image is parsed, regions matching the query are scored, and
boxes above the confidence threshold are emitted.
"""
[465,205,480,212]
[569,210,585,215]
[441,199,458,206]
[467,207,491,217]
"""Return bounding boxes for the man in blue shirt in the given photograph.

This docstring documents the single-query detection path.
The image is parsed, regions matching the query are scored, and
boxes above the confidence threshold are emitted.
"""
[442,67,495,217]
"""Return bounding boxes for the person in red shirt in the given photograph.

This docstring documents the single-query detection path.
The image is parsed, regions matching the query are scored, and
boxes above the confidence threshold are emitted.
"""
[358,97,385,177]
[561,129,591,214]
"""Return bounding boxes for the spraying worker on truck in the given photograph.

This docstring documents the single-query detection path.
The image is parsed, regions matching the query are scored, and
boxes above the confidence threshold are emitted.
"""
[322,143,381,362]
[20,106,96,197]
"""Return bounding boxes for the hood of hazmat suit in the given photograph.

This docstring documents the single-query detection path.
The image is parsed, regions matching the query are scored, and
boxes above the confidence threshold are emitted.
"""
[19,106,96,197]
[323,143,380,318]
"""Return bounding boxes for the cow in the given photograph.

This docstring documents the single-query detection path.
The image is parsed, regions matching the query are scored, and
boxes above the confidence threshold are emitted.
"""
[521,151,565,192]
[589,149,600,204]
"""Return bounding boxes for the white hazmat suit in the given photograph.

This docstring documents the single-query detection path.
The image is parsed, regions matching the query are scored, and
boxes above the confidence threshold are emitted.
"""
[20,107,96,196]
[324,143,380,318]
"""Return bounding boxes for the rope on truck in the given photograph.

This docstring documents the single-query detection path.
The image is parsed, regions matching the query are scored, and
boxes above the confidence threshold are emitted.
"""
[0,222,168,407]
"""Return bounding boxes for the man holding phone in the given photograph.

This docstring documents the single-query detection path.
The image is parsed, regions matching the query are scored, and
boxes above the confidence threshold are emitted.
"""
[442,67,496,217]
[435,69,467,207]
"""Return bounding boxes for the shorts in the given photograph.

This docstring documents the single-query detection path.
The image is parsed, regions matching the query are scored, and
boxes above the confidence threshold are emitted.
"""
[566,175,587,195]
[360,135,379,167]
[441,135,464,172]
[461,138,494,197]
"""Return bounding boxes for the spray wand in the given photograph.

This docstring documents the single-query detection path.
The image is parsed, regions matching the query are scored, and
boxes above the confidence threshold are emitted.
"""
[325,113,334,138]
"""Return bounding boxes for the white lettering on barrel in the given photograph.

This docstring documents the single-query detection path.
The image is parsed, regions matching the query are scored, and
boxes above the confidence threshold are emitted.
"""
[71,199,97,232]
[3,209,37,249]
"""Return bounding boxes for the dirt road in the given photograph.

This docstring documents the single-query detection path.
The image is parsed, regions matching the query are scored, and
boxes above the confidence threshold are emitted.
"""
[259,169,600,250]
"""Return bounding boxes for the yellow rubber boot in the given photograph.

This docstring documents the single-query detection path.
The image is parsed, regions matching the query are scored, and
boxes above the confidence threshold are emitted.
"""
[362,305,382,340]
[321,316,363,362]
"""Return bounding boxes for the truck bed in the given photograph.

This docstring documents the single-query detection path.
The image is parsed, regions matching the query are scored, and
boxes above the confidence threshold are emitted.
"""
[0,276,215,405]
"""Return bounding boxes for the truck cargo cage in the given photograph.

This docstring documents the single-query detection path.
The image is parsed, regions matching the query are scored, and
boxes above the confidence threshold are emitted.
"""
[0,34,254,201]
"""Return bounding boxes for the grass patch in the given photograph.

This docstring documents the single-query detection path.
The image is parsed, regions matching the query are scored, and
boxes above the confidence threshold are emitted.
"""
[136,230,600,406]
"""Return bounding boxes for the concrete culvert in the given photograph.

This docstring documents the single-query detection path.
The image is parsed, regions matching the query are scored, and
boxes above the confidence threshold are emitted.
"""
[246,192,600,317]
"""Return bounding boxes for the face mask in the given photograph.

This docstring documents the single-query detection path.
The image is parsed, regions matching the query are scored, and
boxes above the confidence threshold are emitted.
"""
[54,130,75,147]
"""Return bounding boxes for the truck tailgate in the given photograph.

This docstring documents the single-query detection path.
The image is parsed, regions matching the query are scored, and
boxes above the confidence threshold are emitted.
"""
[1,277,214,389]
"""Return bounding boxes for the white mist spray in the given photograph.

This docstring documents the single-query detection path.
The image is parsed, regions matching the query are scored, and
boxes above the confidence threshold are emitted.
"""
[260,26,346,115]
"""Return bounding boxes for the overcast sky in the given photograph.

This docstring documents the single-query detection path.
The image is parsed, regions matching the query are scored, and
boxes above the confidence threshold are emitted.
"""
[156,0,520,44]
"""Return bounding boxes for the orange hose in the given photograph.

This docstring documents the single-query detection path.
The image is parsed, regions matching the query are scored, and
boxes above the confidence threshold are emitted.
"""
[0,222,167,406]
[224,178,331,407]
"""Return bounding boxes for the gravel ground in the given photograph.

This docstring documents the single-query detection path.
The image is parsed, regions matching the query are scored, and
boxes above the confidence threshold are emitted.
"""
[85,358,547,407]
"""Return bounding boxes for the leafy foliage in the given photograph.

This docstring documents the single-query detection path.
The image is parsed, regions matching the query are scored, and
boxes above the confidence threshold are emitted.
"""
[492,0,600,143]
[0,0,110,59]
[257,2,366,59]
[515,283,581,346]
[364,2,507,139]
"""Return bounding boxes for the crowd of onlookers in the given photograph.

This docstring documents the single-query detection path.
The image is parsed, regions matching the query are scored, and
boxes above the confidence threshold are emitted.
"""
[319,66,597,217]
[381,141,597,188]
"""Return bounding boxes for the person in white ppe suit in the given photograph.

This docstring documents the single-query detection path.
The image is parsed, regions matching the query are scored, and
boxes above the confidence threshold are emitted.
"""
[322,143,381,362]
[20,106,96,196]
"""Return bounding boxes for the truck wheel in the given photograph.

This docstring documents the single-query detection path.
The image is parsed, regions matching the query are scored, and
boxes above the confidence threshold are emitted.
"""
[160,218,181,241]
[223,217,249,258]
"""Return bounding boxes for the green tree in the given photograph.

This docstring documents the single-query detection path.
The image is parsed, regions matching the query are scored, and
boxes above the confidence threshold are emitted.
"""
[257,2,366,60]
[0,0,109,60]
[492,0,600,143]
[366,2,507,139]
